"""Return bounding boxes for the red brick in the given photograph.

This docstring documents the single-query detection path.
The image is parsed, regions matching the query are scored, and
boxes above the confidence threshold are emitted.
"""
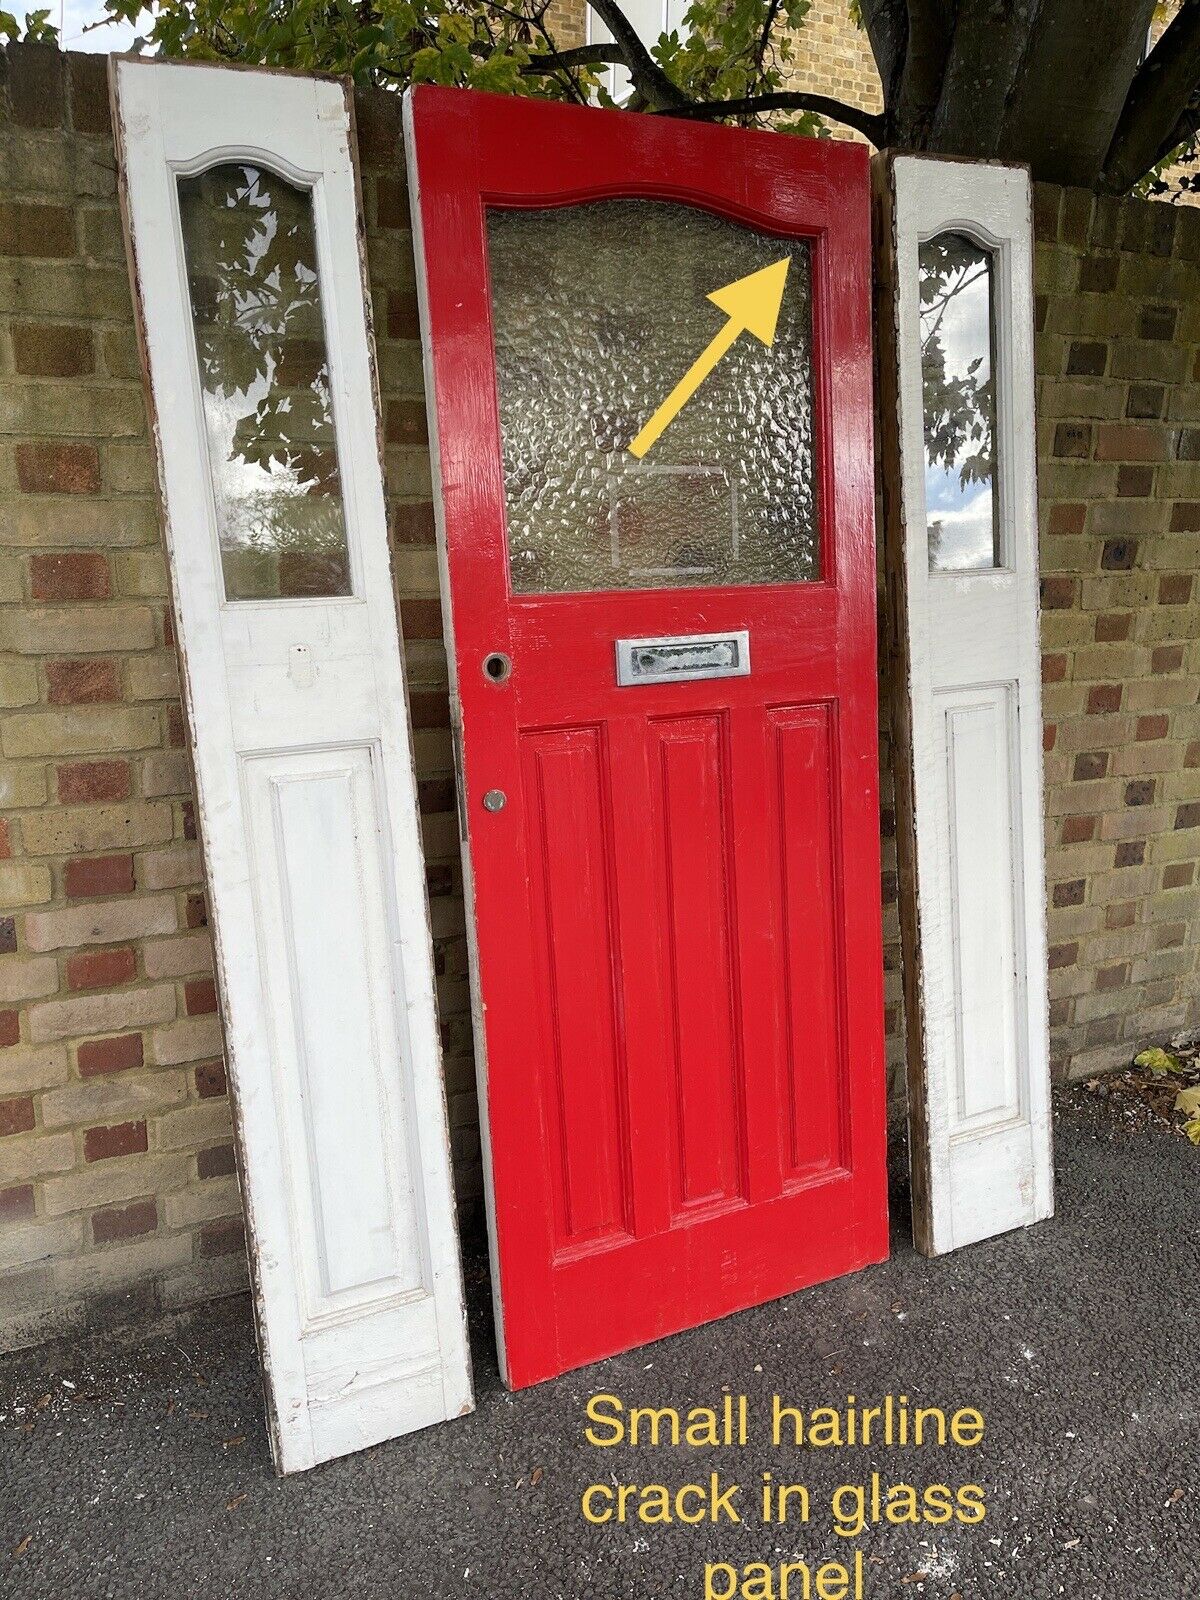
[185,892,208,929]
[408,689,451,729]
[386,399,428,446]
[1041,577,1076,609]
[1175,802,1200,830]
[46,659,120,705]
[1106,901,1137,930]
[391,502,436,546]
[1136,715,1169,741]
[1158,574,1192,605]
[1169,502,1200,532]
[0,819,10,859]
[1048,942,1078,970]
[194,1059,227,1099]
[1125,779,1155,806]
[1053,879,1086,908]
[63,854,135,900]
[1062,815,1096,844]
[66,946,136,992]
[1041,653,1068,683]
[0,1184,34,1220]
[1095,612,1132,642]
[1164,862,1195,889]
[1074,751,1108,781]
[184,977,218,1016]
[1048,503,1086,536]
[1087,684,1122,714]
[199,1217,245,1259]
[0,1096,35,1137]
[57,759,131,803]
[77,1032,143,1077]
[166,705,185,747]
[0,1010,19,1048]
[92,1197,156,1244]
[83,1120,147,1162]
[1095,963,1129,991]
[1043,723,1057,753]
[400,598,444,639]
[1094,424,1170,462]
[197,1142,236,1180]
[1185,742,1200,768]
[1114,840,1145,867]
[386,289,420,339]
[11,322,94,377]
[30,552,110,601]
[0,919,16,955]
[0,201,74,257]
[15,441,99,494]
[1116,464,1153,497]
[1151,644,1185,674]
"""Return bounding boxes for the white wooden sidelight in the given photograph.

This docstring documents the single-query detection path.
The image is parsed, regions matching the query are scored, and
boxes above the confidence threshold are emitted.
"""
[111,59,472,1471]
[874,154,1053,1256]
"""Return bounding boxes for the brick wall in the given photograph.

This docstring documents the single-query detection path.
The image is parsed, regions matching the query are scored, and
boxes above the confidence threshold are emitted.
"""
[0,46,475,1349]
[0,43,1196,1350]
[1032,185,1200,1077]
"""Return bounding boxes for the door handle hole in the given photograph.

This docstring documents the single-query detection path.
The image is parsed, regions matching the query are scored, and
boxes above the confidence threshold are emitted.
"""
[482,651,512,684]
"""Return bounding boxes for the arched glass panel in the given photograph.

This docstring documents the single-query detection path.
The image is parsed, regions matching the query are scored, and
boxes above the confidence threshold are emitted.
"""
[486,199,819,593]
[918,232,1000,572]
[177,163,352,601]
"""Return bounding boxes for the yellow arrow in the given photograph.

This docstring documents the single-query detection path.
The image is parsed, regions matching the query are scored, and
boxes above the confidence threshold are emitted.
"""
[628,255,791,460]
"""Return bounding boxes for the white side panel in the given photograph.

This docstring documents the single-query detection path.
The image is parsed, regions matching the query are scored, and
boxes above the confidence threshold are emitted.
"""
[880,154,1053,1256]
[111,57,471,1470]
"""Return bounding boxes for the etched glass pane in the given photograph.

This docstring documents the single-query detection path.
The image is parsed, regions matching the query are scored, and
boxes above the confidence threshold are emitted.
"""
[487,201,819,594]
[918,233,1000,572]
[178,164,352,601]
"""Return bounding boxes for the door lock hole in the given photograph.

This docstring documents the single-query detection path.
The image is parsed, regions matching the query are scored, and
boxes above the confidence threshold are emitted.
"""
[483,651,512,684]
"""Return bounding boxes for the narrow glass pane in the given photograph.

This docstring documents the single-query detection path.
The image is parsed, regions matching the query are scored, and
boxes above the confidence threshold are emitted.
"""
[178,164,352,601]
[487,201,819,594]
[918,233,1000,572]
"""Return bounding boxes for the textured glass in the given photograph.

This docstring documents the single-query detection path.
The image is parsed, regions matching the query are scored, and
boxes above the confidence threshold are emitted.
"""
[178,164,351,601]
[487,201,819,594]
[919,233,1000,572]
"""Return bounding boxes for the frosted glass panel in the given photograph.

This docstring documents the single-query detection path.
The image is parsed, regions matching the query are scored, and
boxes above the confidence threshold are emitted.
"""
[178,164,352,601]
[919,233,1000,572]
[487,201,819,594]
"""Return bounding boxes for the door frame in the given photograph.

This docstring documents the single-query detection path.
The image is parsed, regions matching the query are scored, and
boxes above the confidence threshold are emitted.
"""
[874,153,1053,1255]
[113,58,472,1469]
[407,86,886,1382]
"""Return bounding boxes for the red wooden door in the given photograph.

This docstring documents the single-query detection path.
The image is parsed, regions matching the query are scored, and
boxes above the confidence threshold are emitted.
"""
[406,86,888,1388]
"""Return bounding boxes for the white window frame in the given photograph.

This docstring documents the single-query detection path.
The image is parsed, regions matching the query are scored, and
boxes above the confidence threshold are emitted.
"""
[111,58,472,1471]
[875,153,1054,1256]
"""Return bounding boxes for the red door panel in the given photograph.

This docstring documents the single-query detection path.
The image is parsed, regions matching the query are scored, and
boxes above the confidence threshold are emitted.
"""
[406,85,888,1387]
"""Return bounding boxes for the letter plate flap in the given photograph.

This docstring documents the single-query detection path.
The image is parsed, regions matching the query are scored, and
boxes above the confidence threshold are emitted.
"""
[615,630,750,687]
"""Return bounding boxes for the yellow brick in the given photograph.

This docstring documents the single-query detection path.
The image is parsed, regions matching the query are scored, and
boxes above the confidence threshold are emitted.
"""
[20,800,173,856]
[0,859,52,906]
[0,605,155,655]
[0,656,38,707]
[2,707,160,760]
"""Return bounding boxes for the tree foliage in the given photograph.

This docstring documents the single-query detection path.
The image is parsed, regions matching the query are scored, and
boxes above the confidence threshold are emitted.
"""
[5,1,1199,192]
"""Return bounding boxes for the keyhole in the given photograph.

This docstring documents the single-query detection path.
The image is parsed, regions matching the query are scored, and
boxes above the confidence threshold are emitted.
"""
[482,651,512,684]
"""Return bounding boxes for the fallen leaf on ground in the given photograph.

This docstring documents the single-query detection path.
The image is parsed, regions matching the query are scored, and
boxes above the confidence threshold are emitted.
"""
[900,1573,928,1584]
[222,1435,245,1450]
[1134,1047,1184,1075]
[1063,1537,1081,1548]
[10,1537,31,1559]
[1175,1087,1200,1116]
[1166,1488,1184,1506]
[1185,1118,1200,1146]
[530,1466,544,1486]
[226,1494,247,1512]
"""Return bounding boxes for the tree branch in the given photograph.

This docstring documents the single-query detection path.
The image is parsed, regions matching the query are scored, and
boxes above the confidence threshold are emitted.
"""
[521,42,624,75]
[586,0,690,108]
[661,90,887,142]
[1102,0,1200,191]
[892,0,954,144]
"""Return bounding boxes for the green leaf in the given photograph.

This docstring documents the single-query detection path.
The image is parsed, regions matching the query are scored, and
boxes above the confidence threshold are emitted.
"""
[1184,1118,1200,1147]
[1134,1047,1185,1076]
